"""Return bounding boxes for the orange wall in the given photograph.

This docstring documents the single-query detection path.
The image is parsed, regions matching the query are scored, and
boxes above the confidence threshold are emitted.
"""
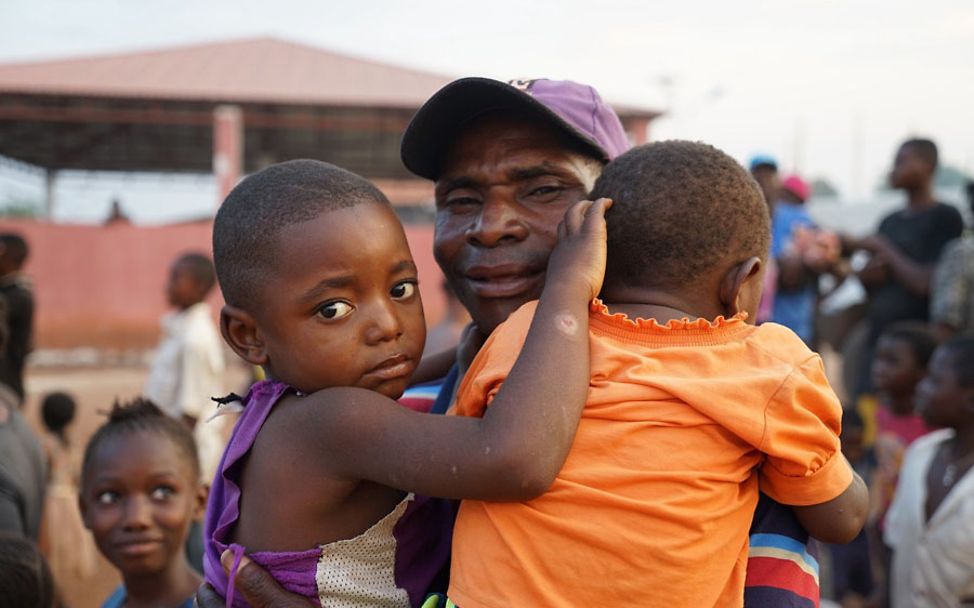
[0,219,445,350]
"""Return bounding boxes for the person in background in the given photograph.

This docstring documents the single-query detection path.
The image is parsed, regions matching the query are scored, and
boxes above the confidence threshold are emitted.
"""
[0,532,60,608]
[827,408,876,607]
[144,254,226,469]
[80,399,208,608]
[771,174,841,346]
[868,322,938,519]
[749,155,780,325]
[0,295,45,542]
[885,337,974,607]
[0,232,34,404]
[930,180,974,341]
[38,391,95,581]
[144,252,225,572]
[862,321,938,607]
[850,139,963,398]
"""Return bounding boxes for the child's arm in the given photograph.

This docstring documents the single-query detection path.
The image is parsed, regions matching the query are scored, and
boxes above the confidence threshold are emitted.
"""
[289,199,610,501]
[792,467,869,544]
[758,348,869,544]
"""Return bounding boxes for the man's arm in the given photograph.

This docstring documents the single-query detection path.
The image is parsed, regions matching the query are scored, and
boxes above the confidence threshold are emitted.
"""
[197,552,313,608]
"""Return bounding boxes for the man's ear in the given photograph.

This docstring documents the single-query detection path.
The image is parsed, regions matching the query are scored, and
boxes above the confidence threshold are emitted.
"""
[718,256,763,318]
[221,305,268,366]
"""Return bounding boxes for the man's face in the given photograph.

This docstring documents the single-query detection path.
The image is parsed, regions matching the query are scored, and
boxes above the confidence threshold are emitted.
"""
[433,115,600,334]
[751,165,779,208]
[890,144,930,190]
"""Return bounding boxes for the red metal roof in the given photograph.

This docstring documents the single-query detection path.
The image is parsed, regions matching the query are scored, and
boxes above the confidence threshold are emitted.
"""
[0,37,455,108]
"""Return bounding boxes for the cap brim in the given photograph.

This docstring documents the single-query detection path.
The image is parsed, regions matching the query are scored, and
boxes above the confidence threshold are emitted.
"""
[401,77,606,181]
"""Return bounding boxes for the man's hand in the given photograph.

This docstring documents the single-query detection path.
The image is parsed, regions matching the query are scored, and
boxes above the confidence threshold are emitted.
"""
[195,551,314,608]
[546,198,612,301]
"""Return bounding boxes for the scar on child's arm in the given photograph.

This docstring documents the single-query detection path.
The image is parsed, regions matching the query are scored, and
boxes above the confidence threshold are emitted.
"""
[555,312,580,336]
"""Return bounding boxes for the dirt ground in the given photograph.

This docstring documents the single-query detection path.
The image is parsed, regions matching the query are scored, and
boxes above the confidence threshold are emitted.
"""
[21,361,250,608]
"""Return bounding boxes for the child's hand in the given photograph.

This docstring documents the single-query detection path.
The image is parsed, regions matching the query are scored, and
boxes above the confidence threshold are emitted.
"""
[546,198,612,301]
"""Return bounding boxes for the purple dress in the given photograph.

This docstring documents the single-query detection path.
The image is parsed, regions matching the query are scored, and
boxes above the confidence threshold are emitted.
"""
[203,380,454,607]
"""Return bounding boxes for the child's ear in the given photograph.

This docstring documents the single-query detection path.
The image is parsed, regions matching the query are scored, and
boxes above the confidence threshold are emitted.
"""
[221,305,268,366]
[192,482,209,522]
[718,257,763,319]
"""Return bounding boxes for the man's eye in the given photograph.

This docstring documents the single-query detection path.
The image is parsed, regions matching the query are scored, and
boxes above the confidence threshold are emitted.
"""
[441,195,480,209]
[529,185,560,196]
[150,486,175,501]
[390,281,417,300]
[96,491,119,505]
[318,301,354,320]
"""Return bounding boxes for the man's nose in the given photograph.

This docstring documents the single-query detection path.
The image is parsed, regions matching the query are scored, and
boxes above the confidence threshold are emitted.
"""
[466,195,529,248]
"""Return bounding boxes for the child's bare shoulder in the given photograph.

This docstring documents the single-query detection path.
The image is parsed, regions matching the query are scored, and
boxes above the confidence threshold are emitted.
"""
[258,387,406,467]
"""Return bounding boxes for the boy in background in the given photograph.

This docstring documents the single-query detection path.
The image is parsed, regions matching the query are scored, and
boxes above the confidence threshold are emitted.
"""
[144,252,225,571]
[852,139,963,397]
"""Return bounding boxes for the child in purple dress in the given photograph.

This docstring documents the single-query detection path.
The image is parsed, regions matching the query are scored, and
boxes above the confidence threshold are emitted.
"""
[204,160,609,606]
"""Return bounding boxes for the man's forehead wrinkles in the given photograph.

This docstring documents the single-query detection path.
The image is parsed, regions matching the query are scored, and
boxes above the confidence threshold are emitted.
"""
[436,159,581,193]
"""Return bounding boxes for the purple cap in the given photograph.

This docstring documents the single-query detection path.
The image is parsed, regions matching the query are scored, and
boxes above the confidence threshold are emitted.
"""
[401,77,630,180]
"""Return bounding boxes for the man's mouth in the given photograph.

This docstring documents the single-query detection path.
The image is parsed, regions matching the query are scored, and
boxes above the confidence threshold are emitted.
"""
[463,264,544,299]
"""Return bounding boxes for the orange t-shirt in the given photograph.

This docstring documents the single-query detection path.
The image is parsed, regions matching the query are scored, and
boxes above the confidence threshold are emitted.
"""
[449,301,852,608]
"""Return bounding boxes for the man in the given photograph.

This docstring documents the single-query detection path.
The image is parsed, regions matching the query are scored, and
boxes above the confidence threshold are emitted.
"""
[200,77,822,607]
[771,174,840,346]
[0,233,34,403]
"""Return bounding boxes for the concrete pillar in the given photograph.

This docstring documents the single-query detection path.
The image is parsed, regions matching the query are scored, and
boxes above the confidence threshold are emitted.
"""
[213,105,243,207]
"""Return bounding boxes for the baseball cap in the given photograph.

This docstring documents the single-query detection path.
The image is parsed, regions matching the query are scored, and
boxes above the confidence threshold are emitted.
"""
[749,154,778,172]
[401,77,630,180]
[781,175,811,202]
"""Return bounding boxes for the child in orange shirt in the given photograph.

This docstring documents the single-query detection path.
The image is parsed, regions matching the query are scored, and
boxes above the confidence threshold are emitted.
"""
[450,141,868,608]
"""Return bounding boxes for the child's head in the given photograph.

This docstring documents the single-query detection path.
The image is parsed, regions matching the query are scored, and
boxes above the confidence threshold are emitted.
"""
[80,398,206,582]
[917,337,974,429]
[213,159,426,397]
[871,322,937,400]
[779,174,811,205]
[749,154,779,208]
[0,232,29,275]
[0,533,57,608]
[166,252,216,309]
[592,140,770,321]
[40,391,76,444]
[890,138,937,190]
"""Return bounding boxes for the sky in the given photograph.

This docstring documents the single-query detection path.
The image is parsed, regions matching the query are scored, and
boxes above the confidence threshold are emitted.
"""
[1,0,972,224]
